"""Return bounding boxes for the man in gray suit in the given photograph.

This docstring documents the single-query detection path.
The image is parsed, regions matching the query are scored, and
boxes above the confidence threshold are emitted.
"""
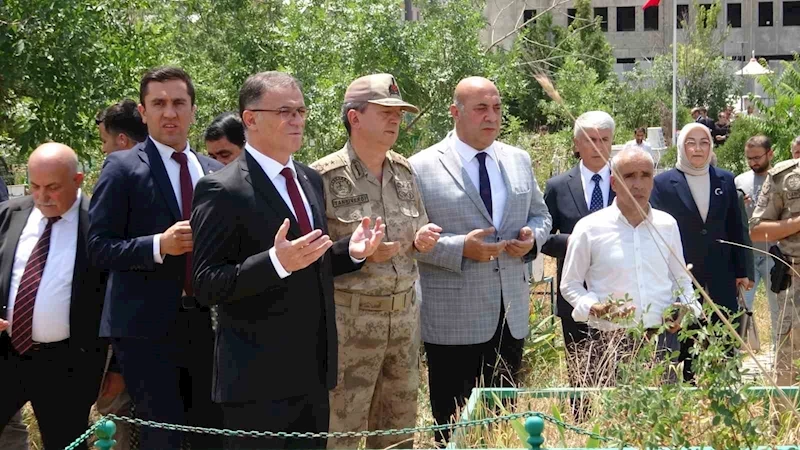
[409,77,551,445]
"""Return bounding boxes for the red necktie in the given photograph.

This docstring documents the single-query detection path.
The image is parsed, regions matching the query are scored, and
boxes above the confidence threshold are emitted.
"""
[171,152,194,296]
[11,216,61,354]
[280,167,312,235]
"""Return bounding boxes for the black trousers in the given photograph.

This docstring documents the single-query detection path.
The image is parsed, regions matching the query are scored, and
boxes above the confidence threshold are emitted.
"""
[113,308,223,450]
[221,387,330,450]
[424,306,525,445]
[0,333,103,450]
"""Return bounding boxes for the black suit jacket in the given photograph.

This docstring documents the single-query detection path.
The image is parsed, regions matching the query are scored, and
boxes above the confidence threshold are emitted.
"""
[650,167,747,312]
[191,151,362,403]
[0,195,107,355]
[88,138,223,338]
[542,165,615,319]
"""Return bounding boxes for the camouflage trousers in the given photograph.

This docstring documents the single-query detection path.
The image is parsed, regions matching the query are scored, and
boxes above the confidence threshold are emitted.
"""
[327,290,420,449]
[775,273,800,386]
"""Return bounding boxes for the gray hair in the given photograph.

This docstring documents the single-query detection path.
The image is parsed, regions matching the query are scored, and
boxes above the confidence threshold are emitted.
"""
[238,71,302,117]
[341,101,369,136]
[611,146,654,173]
[792,135,800,149]
[573,111,615,139]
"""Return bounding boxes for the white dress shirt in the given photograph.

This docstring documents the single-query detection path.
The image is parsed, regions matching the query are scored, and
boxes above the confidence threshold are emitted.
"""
[578,161,611,211]
[245,143,314,279]
[7,192,82,342]
[453,133,507,228]
[560,201,701,331]
[151,137,205,264]
[624,139,653,153]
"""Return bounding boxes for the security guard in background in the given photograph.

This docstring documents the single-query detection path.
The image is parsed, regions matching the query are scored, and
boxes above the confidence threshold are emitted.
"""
[751,158,800,386]
[311,74,441,449]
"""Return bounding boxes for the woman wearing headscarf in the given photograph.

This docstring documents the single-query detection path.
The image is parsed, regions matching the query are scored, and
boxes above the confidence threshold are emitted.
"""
[650,123,749,380]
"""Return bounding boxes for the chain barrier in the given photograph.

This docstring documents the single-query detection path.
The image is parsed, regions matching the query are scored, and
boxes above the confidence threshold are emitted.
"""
[63,419,104,450]
[65,410,612,449]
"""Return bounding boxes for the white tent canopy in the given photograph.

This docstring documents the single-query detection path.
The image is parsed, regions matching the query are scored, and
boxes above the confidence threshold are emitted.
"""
[735,51,773,76]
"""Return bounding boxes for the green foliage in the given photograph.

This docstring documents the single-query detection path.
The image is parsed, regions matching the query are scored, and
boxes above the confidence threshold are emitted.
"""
[715,116,764,173]
[649,1,742,118]
[752,56,800,159]
[537,57,616,131]
[603,311,768,449]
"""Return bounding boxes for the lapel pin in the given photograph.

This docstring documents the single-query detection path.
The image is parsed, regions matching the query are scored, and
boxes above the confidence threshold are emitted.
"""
[714,187,723,196]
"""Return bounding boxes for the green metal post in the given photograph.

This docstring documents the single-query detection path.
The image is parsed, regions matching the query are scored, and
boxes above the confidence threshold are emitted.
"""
[525,416,545,449]
[94,419,117,450]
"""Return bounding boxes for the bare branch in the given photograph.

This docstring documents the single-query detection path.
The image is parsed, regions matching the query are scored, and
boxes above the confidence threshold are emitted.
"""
[484,0,569,53]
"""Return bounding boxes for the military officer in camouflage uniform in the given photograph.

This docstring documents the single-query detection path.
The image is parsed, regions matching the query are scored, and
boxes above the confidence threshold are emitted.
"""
[311,74,441,449]
[751,158,800,386]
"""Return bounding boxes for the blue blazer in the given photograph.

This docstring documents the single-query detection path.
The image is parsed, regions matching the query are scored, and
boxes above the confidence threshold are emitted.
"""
[88,138,223,338]
[650,166,747,313]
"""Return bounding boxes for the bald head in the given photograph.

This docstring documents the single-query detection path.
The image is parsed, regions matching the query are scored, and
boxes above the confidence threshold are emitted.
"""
[450,77,502,150]
[28,143,83,217]
[610,147,654,213]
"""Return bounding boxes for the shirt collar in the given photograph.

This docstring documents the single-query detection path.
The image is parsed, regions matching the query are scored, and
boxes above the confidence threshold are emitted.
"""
[610,199,653,228]
[32,189,82,224]
[244,142,297,181]
[579,160,611,182]
[452,131,497,164]
[150,136,191,160]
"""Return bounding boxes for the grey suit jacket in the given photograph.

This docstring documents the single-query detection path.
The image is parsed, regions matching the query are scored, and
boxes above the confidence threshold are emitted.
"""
[409,132,552,345]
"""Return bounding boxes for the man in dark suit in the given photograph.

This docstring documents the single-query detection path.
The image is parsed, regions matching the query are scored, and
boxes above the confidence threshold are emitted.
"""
[88,66,224,449]
[0,143,107,449]
[191,71,385,450]
[542,111,616,415]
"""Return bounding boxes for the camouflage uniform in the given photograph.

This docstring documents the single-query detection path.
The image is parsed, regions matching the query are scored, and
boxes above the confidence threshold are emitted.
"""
[311,143,427,449]
[751,158,800,386]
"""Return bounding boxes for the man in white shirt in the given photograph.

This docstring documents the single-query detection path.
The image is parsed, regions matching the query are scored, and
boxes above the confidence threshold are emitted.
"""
[624,127,653,153]
[0,143,107,450]
[561,146,700,384]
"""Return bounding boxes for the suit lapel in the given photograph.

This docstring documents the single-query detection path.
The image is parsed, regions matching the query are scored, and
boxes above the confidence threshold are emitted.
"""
[140,139,182,221]
[193,150,216,176]
[241,151,303,239]
[0,200,34,316]
[567,166,589,216]
[438,139,494,225]
[671,170,703,220]
[496,147,514,229]
[707,166,724,222]
[295,165,324,232]
[70,195,90,324]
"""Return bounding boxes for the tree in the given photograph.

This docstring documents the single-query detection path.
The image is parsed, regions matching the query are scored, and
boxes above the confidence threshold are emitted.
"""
[649,0,741,117]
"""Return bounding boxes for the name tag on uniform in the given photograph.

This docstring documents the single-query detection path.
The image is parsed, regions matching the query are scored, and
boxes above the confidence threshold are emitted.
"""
[332,194,369,208]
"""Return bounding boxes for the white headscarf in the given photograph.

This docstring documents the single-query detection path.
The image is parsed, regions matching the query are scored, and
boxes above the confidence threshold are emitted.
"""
[675,123,713,176]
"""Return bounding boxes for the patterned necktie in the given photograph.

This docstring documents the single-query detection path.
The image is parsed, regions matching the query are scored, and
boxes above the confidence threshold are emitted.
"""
[281,168,312,235]
[589,173,604,212]
[11,216,61,354]
[171,152,194,296]
[476,152,493,217]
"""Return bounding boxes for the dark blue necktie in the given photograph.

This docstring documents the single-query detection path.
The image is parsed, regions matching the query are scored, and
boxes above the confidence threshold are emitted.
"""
[476,152,493,217]
[589,173,603,212]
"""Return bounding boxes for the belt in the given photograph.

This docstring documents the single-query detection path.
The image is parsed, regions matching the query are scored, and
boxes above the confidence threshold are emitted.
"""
[180,296,209,312]
[334,287,415,313]
[28,339,70,352]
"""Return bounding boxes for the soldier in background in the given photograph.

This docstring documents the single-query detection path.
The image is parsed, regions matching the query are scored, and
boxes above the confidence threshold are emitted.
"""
[751,158,800,387]
[311,73,441,449]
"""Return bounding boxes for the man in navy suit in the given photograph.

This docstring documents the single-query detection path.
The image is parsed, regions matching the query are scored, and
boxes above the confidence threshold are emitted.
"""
[542,111,616,410]
[88,66,224,449]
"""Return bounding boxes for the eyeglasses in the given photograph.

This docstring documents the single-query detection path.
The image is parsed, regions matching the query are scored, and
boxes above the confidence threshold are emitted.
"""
[746,152,769,162]
[248,107,308,120]
[684,140,711,150]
